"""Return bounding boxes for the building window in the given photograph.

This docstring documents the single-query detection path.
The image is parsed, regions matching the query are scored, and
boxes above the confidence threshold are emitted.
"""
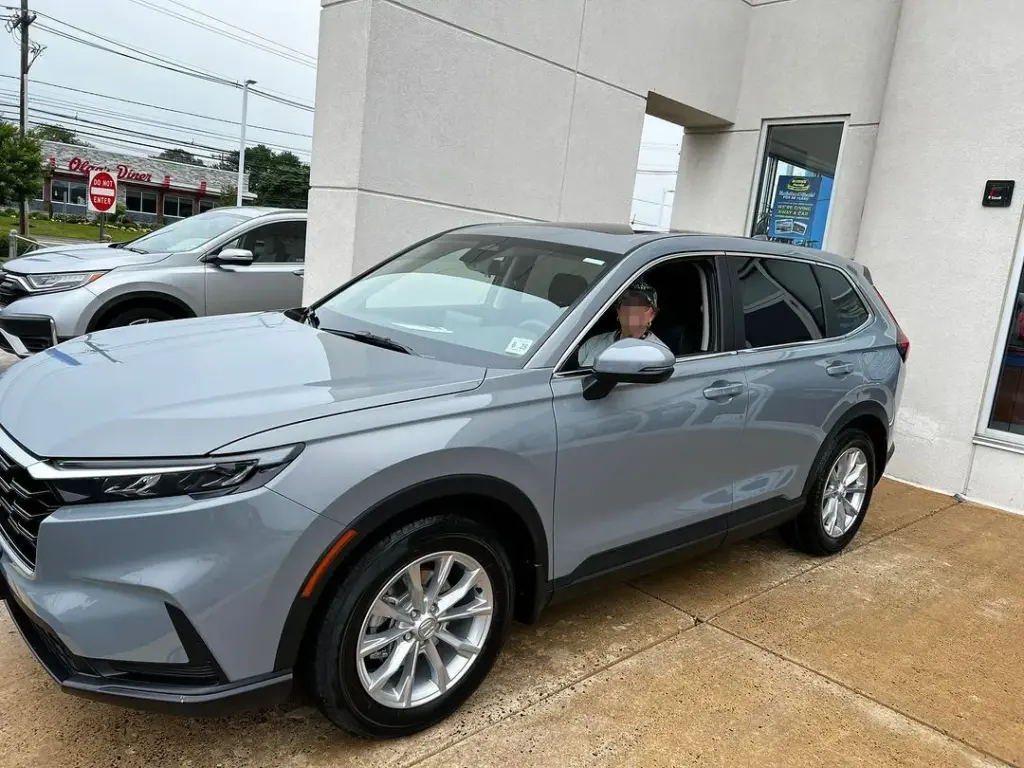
[126,188,158,215]
[33,184,44,202]
[51,178,87,207]
[988,268,1024,435]
[199,198,216,213]
[163,195,195,218]
[750,122,844,250]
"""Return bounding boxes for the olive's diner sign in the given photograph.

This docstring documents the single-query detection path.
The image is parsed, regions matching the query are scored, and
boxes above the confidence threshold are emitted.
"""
[68,156,155,183]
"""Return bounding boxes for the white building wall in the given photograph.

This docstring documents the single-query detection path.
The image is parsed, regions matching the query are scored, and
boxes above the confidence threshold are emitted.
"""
[307,0,752,301]
[854,0,1024,510]
[671,0,901,259]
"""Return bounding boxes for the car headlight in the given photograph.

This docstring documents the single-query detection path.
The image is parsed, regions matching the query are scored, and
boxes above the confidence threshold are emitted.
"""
[24,271,107,293]
[30,445,302,505]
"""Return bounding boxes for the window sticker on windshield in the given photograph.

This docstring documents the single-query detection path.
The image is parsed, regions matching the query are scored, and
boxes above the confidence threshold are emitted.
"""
[505,337,534,356]
[583,257,605,266]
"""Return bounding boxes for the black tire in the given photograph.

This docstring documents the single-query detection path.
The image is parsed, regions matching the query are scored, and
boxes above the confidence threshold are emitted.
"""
[785,428,876,556]
[309,515,514,739]
[100,306,176,329]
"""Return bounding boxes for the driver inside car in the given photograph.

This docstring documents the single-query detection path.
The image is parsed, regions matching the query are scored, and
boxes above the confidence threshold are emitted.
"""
[578,279,669,368]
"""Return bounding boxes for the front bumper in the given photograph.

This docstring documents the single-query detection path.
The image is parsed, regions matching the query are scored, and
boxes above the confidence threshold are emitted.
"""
[1,569,292,715]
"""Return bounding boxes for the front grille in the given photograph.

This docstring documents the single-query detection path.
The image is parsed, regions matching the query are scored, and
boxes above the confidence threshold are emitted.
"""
[0,275,28,305]
[0,334,12,355]
[0,448,62,567]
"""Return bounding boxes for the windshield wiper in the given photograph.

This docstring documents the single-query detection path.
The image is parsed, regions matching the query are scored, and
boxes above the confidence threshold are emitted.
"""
[324,329,415,355]
[120,246,148,254]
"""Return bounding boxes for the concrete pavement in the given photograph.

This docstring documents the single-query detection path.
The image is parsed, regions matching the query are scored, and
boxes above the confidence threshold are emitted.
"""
[1,476,1021,767]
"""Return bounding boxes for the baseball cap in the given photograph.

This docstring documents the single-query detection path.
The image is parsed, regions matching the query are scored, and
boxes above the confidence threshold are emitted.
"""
[618,279,657,309]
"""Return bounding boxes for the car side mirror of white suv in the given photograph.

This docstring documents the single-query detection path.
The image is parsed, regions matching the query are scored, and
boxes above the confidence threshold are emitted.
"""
[212,248,254,267]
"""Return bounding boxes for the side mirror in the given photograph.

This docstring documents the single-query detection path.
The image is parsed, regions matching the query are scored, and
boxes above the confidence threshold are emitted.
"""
[583,338,675,401]
[211,248,254,267]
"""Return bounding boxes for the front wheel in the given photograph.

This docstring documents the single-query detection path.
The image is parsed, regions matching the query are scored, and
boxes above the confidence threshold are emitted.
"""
[786,428,876,556]
[310,515,514,738]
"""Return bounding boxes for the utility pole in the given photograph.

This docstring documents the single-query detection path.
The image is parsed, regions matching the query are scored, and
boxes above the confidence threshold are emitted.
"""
[18,0,32,236]
[236,79,255,207]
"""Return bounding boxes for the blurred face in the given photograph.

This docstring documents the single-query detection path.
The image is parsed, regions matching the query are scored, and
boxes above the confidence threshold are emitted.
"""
[617,301,656,338]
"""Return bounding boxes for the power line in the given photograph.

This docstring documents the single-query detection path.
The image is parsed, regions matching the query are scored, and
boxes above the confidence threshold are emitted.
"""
[0,74,312,138]
[124,0,315,68]
[31,14,315,111]
[3,91,311,155]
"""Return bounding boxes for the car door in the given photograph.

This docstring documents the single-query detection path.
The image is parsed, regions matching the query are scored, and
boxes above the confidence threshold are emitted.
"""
[204,218,306,315]
[726,253,871,535]
[550,253,748,586]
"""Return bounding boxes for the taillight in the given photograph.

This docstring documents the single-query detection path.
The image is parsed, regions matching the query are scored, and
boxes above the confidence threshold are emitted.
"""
[874,287,909,362]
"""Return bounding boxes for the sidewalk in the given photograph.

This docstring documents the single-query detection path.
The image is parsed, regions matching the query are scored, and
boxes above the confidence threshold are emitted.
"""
[0,477,1021,765]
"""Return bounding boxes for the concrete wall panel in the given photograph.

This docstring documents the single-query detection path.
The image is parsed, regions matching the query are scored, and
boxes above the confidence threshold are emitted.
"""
[358,2,575,220]
[558,77,646,223]
[394,0,586,69]
[578,0,749,122]
[855,0,1024,498]
[735,0,900,130]
[309,0,372,188]
[670,130,760,236]
[823,124,877,257]
[302,187,359,303]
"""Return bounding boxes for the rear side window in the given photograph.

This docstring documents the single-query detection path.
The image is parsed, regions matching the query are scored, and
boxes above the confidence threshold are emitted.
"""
[814,266,869,335]
[735,257,825,348]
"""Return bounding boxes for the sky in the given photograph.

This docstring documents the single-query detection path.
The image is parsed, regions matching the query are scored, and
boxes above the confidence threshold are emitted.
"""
[630,115,683,231]
[0,0,319,164]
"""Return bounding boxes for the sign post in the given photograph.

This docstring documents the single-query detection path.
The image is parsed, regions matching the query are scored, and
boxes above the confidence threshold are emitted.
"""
[87,169,117,242]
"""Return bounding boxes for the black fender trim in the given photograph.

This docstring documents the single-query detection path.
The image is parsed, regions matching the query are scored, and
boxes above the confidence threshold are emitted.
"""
[86,291,198,332]
[273,474,550,672]
[803,401,891,498]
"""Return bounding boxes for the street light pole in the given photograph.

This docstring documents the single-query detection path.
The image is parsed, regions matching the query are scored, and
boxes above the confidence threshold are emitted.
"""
[236,79,255,207]
[18,0,31,236]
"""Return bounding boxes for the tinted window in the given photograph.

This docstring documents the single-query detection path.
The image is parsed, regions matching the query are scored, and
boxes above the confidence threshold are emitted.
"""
[815,266,869,335]
[736,257,825,348]
[240,220,307,263]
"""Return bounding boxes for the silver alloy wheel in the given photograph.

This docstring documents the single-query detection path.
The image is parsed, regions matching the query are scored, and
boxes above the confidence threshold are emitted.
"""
[128,318,151,325]
[821,446,869,537]
[355,551,494,709]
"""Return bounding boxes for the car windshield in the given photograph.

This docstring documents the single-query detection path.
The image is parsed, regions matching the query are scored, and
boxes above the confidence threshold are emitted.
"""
[314,233,621,368]
[126,211,249,253]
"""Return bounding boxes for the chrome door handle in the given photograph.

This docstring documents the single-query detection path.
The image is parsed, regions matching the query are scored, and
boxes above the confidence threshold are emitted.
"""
[826,362,854,377]
[702,381,744,400]
[292,269,305,276]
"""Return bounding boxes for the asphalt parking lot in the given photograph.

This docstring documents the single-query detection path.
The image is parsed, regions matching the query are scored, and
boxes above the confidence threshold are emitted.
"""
[1,349,1022,766]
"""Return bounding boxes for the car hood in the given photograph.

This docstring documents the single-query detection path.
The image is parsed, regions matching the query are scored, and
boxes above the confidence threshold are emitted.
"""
[0,313,487,458]
[4,244,169,274]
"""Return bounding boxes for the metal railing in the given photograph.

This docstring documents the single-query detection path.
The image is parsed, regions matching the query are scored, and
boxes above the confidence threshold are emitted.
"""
[6,230,41,261]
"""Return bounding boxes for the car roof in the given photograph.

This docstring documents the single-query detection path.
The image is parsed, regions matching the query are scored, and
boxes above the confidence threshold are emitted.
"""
[210,206,306,219]
[452,221,856,270]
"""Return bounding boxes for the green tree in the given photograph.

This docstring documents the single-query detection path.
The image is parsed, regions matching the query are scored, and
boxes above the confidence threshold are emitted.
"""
[157,148,204,167]
[216,144,308,208]
[219,184,237,207]
[0,122,43,207]
[30,123,90,146]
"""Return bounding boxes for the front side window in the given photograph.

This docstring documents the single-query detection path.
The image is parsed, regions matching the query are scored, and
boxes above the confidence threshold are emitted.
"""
[127,211,248,253]
[314,233,621,368]
[736,257,825,348]
[988,269,1024,435]
[239,220,306,263]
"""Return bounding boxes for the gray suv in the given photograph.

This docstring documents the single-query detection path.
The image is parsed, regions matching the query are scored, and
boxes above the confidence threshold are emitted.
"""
[0,207,306,357]
[0,224,907,738]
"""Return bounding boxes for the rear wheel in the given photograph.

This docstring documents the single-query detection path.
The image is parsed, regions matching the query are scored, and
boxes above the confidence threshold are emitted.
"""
[100,306,176,329]
[786,428,876,556]
[309,515,514,738]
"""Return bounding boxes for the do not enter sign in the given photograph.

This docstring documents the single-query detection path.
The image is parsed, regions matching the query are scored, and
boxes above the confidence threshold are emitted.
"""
[88,170,118,214]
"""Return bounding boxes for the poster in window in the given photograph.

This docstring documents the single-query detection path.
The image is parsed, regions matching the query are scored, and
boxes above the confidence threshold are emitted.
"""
[768,176,821,240]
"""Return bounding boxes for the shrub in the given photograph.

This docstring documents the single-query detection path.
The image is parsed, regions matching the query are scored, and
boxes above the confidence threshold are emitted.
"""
[28,210,49,220]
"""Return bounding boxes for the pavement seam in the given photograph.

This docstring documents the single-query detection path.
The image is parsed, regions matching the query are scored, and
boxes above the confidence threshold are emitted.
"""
[708,623,1018,768]
[694,498,962,624]
[402,620,700,768]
